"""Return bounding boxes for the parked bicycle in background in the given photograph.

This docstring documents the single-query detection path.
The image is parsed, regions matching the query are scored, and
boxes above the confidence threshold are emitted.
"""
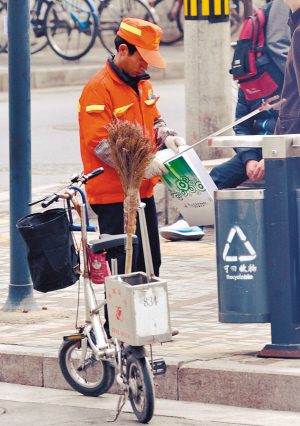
[0,0,259,60]
[0,0,98,60]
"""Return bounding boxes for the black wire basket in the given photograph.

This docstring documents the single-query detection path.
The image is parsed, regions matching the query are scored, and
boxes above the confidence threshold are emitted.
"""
[17,208,80,293]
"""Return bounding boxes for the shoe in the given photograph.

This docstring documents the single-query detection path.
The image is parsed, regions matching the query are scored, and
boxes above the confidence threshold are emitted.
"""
[160,219,205,241]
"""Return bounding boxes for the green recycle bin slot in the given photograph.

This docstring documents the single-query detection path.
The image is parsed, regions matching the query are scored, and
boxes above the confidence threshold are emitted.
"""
[215,189,270,323]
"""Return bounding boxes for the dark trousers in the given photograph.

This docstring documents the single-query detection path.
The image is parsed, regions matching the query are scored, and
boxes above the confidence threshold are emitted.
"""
[209,155,249,190]
[90,195,161,277]
[91,196,161,338]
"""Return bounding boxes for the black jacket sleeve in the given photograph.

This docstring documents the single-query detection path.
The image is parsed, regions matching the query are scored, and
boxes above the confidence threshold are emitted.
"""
[233,89,263,166]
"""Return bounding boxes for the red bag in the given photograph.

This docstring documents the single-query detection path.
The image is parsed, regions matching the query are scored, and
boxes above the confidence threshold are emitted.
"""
[230,2,283,101]
[87,247,111,284]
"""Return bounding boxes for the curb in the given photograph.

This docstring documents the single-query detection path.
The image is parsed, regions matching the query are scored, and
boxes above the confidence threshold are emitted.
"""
[0,61,184,92]
[1,345,300,412]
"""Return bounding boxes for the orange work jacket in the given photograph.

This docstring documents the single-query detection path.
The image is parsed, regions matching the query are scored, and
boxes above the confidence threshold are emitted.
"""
[78,60,161,205]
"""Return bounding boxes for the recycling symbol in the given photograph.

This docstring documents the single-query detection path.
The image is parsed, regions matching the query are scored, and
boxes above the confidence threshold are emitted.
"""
[222,226,256,262]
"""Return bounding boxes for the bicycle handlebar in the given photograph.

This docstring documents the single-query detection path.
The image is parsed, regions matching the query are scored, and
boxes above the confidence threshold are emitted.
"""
[29,167,105,208]
[41,194,60,208]
[82,167,104,182]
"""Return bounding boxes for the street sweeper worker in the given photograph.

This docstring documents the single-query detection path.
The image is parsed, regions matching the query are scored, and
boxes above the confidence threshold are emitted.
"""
[78,18,186,277]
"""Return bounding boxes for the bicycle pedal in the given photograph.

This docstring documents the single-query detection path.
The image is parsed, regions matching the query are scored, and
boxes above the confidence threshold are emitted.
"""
[63,333,85,342]
[150,358,167,376]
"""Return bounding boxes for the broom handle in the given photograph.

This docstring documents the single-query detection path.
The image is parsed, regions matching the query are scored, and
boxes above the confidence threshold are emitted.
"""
[125,233,133,274]
[163,96,286,164]
[138,194,154,282]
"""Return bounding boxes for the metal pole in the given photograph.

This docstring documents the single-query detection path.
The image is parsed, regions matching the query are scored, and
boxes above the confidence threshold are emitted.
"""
[137,195,154,282]
[259,137,300,357]
[184,0,232,160]
[2,0,40,311]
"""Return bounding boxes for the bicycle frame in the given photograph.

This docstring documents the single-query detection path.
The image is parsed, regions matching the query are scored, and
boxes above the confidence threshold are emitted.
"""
[31,0,98,36]
[62,183,149,419]
[30,169,168,422]
[62,185,113,355]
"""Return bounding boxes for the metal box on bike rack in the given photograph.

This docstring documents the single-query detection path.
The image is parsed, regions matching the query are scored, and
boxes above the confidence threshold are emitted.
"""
[105,272,172,346]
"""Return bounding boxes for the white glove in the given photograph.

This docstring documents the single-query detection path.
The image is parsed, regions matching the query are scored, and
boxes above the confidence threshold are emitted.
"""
[165,136,186,154]
[144,158,169,179]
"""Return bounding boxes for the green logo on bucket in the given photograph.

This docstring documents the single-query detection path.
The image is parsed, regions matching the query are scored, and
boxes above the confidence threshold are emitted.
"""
[161,156,206,200]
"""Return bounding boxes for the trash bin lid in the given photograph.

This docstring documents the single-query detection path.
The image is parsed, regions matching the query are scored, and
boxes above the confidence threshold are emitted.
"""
[214,189,264,200]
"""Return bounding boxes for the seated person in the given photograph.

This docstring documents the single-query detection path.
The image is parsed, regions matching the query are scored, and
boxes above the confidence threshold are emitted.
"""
[161,0,291,240]
[209,88,279,190]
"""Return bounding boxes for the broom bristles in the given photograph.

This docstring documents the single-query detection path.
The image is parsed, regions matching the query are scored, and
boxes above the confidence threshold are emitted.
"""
[106,119,156,194]
[106,119,157,258]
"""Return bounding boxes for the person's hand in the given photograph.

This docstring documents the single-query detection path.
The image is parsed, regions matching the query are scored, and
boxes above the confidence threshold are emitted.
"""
[165,136,186,154]
[246,159,265,182]
[144,158,169,179]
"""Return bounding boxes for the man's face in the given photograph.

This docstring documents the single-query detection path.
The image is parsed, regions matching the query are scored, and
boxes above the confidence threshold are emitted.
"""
[120,48,148,78]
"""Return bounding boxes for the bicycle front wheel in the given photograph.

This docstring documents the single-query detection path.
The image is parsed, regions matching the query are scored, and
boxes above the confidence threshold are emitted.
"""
[126,353,155,424]
[153,0,183,45]
[59,338,115,396]
[45,0,98,60]
[30,0,49,54]
[98,0,156,54]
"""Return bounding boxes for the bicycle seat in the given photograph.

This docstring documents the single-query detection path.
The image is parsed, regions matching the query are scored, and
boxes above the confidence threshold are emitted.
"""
[89,234,138,254]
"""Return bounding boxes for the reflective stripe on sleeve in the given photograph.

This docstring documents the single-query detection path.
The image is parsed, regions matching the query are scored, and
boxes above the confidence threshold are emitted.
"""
[113,103,134,115]
[86,105,105,113]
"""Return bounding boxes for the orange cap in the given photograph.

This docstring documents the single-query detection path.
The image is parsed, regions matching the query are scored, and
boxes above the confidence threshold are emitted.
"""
[117,18,166,69]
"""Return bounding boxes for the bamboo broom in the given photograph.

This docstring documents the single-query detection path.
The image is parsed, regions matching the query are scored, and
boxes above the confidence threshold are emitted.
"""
[106,119,156,274]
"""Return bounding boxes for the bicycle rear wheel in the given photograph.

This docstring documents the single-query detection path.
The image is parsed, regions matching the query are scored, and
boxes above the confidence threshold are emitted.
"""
[98,0,156,54]
[152,0,183,45]
[59,338,115,396]
[45,0,98,60]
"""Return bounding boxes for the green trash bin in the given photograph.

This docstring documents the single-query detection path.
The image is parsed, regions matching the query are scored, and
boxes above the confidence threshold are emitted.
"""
[215,189,270,323]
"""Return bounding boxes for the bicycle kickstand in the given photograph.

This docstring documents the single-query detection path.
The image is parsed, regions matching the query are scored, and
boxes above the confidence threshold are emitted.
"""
[107,389,129,422]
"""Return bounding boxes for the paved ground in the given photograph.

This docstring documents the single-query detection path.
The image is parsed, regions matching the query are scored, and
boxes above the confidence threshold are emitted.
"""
[0,182,271,356]
[2,382,300,426]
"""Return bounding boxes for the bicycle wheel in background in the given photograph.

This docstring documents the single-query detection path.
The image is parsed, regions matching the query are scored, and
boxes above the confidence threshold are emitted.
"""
[30,0,49,54]
[98,0,156,54]
[230,0,244,37]
[0,0,8,54]
[45,0,98,60]
[0,0,49,55]
[151,0,183,45]
[126,353,155,423]
[59,338,115,396]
